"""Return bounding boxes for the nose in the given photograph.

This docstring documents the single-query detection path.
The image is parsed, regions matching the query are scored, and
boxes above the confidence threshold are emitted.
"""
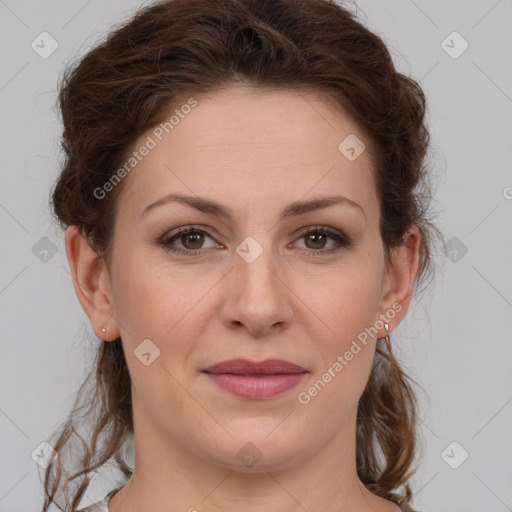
[221,242,293,338]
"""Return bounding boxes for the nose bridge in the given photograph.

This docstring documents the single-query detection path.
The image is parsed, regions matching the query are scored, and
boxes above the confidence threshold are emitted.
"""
[224,232,291,334]
[235,233,282,302]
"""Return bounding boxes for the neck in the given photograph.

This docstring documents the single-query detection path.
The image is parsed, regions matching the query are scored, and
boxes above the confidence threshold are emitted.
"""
[108,399,398,512]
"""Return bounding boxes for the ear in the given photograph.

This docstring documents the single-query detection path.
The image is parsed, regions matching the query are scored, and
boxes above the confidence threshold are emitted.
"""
[64,225,120,341]
[379,224,421,333]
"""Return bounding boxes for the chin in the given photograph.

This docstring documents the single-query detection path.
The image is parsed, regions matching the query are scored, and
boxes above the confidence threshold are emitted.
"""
[200,421,310,472]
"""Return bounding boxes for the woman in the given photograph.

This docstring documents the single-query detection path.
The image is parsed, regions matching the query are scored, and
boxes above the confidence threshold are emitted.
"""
[44,0,439,510]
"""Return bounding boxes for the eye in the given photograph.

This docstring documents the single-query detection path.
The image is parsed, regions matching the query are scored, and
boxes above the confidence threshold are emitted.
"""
[158,226,221,255]
[291,226,351,256]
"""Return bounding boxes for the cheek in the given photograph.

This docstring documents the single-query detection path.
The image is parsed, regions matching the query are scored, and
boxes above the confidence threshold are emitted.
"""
[296,259,382,402]
[301,259,383,343]
[111,250,219,347]
[110,249,176,339]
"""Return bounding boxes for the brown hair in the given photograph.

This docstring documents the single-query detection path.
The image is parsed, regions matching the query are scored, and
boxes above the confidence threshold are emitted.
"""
[45,0,440,510]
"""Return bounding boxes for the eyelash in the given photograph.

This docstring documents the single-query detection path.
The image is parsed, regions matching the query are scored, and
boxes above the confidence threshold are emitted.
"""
[157,225,352,257]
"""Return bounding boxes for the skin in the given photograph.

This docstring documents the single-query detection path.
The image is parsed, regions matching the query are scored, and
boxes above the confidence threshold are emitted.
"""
[66,84,419,512]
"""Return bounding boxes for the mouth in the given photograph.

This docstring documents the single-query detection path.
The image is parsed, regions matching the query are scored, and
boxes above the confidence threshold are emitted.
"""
[202,358,308,399]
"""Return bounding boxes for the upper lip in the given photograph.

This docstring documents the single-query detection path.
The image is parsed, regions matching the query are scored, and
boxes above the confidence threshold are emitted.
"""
[203,358,307,375]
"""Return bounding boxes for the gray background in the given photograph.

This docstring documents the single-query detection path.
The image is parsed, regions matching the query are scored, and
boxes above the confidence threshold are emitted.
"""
[1,1,511,511]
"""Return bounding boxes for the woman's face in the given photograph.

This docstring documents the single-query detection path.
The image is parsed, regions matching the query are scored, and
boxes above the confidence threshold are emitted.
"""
[78,84,418,472]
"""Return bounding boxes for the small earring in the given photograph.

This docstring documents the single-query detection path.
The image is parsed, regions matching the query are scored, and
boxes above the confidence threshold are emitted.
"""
[101,326,106,334]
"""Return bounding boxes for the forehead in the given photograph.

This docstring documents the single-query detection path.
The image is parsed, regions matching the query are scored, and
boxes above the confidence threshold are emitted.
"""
[116,85,377,220]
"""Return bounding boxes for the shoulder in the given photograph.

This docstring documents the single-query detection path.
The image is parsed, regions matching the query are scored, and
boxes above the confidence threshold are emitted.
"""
[76,484,125,512]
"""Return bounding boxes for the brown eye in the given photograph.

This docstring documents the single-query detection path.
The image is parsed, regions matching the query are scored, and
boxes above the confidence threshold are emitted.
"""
[159,227,219,255]
[293,227,351,256]
[180,231,205,250]
[304,232,328,250]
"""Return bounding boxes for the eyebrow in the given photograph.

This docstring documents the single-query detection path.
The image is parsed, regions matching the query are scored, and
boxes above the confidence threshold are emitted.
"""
[140,193,366,223]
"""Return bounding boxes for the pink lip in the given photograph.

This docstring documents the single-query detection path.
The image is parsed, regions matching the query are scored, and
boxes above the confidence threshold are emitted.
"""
[202,358,307,399]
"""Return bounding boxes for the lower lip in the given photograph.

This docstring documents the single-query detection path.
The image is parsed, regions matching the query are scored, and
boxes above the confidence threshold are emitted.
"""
[204,372,307,399]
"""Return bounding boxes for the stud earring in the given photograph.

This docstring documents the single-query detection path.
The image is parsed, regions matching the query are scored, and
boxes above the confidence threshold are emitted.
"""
[101,326,106,334]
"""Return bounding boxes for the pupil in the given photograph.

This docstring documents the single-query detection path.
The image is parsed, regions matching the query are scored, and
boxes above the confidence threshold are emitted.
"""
[184,232,203,249]
[307,233,325,249]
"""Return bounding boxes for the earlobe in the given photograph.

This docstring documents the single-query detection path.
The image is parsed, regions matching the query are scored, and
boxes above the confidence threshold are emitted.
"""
[64,225,120,341]
[379,224,421,332]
